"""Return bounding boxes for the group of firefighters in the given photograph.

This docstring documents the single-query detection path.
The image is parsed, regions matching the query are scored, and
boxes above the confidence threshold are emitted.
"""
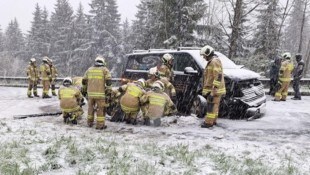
[26,45,305,129]
[269,52,305,101]
[26,45,224,129]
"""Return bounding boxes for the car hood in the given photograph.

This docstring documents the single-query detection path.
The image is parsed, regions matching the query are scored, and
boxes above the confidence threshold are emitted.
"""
[223,68,260,81]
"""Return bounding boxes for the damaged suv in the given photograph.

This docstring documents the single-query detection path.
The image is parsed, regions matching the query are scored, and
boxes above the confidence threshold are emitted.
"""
[120,48,266,119]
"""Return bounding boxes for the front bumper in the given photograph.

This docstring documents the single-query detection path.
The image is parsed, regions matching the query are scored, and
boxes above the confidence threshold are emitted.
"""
[245,102,266,117]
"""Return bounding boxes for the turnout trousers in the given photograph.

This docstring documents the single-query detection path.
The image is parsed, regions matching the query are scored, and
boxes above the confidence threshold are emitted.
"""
[205,95,222,126]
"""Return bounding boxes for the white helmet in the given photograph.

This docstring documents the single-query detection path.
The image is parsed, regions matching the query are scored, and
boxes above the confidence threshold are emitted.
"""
[95,55,106,66]
[152,80,164,91]
[161,53,174,63]
[282,52,291,60]
[42,56,49,62]
[148,67,160,78]
[136,78,146,88]
[200,45,214,57]
[63,77,72,86]
[30,58,36,63]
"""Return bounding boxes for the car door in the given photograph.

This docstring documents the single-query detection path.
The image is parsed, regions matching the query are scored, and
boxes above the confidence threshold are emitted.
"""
[171,52,202,113]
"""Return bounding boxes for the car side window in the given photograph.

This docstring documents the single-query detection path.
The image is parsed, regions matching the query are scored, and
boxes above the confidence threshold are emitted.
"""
[173,53,198,71]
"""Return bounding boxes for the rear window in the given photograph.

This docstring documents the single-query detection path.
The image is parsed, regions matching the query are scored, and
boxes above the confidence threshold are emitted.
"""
[126,54,161,70]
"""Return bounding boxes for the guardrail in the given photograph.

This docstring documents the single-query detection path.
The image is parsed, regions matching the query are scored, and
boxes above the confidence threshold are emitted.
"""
[0,76,309,95]
[0,77,122,88]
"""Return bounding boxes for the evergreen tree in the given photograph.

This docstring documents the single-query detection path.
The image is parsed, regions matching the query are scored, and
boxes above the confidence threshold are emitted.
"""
[0,26,4,52]
[89,0,122,75]
[27,3,44,57]
[254,0,281,59]
[49,0,74,74]
[120,19,133,54]
[4,19,25,53]
[70,3,92,76]
[41,7,51,56]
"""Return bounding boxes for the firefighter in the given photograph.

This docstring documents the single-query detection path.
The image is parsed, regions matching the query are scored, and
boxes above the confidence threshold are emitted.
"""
[48,58,58,96]
[146,67,176,98]
[291,54,305,100]
[58,77,84,124]
[119,78,146,124]
[200,45,226,128]
[158,53,174,82]
[82,56,112,129]
[269,56,282,96]
[274,52,294,101]
[40,56,52,98]
[26,58,40,98]
[140,81,177,127]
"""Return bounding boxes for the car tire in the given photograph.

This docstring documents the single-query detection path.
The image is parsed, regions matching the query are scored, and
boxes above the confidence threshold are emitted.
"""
[190,95,207,118]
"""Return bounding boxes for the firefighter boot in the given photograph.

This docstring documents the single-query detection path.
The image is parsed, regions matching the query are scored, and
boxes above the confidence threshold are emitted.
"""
[28,95,34,98]
[87,119,94,127]
[201,118,214,128]
[52,91,57,96]
[144,117,150,126]
[34,92,40,97]
[95,122,107,130]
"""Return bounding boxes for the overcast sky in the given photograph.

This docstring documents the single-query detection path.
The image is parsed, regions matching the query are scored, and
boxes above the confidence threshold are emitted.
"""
[0,0,140,33]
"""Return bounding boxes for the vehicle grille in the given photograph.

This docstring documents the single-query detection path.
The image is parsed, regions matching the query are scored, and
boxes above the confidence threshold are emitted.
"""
[240,83,265,103]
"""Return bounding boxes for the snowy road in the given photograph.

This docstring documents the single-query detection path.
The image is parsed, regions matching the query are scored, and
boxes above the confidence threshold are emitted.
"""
[0,87,309,174]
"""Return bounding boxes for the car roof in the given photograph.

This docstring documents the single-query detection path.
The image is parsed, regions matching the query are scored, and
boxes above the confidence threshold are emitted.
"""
[127,49,239,69]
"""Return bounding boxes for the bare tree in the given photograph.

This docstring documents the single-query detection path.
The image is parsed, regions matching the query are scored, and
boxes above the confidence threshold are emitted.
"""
[298,0,310,53]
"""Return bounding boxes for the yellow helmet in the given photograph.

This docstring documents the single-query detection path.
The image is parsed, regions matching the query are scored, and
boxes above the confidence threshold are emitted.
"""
[200,45,214,57]
[137,78,146,88]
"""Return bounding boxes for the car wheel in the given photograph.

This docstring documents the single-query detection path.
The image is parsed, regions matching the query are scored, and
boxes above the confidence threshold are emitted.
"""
[190,95,207,118]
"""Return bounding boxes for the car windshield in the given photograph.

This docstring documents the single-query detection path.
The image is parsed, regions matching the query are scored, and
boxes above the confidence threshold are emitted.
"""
[191,51,239,69]
[126,54,161,70]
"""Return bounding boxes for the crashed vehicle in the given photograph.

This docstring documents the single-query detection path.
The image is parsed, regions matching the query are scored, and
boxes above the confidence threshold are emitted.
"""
[119,48,266,119]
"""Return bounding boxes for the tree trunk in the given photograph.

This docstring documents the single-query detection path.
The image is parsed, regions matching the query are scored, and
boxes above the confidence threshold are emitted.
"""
[298,0,308,53]
[303,40,310,77]
[228,0,243,59]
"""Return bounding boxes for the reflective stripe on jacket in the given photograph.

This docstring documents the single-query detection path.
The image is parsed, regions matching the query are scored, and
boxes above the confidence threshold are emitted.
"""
[83,66,111,99]
[58,86,82,112]
[140,91,174,119]
[120,83,145,112]
[26,64,39,81]
[203,56,226,96]
[279,60,294,82]
[40,63,51,81]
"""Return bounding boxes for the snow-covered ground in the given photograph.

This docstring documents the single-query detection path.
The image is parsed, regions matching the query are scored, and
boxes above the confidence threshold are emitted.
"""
[0,87,309,175]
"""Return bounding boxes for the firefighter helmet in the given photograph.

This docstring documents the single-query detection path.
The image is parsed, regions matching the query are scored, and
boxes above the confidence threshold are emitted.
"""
[161,53,174,64]
[200,45,214,57]
[152,80,164,91]
[42,56,49,62]
[63,77,73,87]
[282,52,291,59]
[295,53,302,61]
[95,55,106,66]
[137,78,146,88]
[148,67,160,78]
[30,58,36,63]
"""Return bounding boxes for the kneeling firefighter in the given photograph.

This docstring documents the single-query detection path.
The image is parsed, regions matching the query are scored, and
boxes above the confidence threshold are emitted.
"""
[58,77,84,124]
[140,81,177,126]
[119,79,146,124]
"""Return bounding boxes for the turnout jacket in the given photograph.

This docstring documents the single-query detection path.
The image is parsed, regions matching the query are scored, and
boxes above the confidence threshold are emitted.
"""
[279,60,294,82]
[82,66,111,99]
[145,77,176,96]
[26,64,39,81]
[40,63,51,81]
[158,64,174,81]
[140,91,175,119]
[120,82,146,112]
[202,55,226,96]
[58,85,83,113]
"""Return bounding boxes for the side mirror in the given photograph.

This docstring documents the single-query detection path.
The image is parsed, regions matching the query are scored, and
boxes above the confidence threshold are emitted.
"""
[184,67,198,75]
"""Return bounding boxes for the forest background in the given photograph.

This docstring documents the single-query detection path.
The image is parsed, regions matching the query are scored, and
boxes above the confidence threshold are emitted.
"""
[0,0,309,77]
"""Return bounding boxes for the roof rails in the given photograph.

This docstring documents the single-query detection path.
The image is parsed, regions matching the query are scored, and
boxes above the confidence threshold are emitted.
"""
[132,49,172,53]
[148,49,171,52]
[177,47,201,51]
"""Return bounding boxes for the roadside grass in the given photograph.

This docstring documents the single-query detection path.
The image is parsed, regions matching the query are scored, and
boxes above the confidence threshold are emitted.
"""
[0,124,306,175]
